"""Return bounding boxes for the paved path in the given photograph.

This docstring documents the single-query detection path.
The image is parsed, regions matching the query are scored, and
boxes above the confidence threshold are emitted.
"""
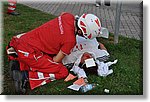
[18,1,143,40]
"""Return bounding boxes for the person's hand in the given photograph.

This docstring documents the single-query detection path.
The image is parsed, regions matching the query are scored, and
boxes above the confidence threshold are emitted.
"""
[83,78,88,84]
[99,42,107,50]
[53,50,66,63]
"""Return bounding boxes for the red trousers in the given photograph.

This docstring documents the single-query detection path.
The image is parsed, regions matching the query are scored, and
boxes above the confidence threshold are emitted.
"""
[9,36,68,89]
[7,0,17,13]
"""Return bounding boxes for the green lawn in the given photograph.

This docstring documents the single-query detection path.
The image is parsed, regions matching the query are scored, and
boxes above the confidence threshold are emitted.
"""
[2,3,143,95]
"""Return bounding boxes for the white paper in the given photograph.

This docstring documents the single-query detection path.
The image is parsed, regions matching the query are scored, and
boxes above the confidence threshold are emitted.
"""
[85,58,96,68]
[67,84,82,91]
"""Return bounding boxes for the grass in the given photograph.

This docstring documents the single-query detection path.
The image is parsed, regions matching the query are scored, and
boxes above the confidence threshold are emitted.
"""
[2,3,143,95]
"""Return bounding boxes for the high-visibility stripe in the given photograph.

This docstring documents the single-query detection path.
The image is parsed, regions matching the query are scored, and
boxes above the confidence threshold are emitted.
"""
[16,33,26,38]
[37,72,44,79]
[60,50,68,56]
[18,50,29,57]
[49,74,56,81]
[8,3,16,6]
[47,59,59,65]
[8,7,15,10]
[41,80,46,85]
[29,72,56,81]
[29,77,50,80]
[29,78,43,80]
[33,52,43,61]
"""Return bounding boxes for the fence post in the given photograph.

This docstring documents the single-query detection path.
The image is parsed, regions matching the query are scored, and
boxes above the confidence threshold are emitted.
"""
[0,0,3,94]
[114,1,122,44]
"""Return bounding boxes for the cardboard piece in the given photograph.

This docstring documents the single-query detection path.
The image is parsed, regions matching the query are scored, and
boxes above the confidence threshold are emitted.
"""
[73,78,86,86]
[64,73,77,82]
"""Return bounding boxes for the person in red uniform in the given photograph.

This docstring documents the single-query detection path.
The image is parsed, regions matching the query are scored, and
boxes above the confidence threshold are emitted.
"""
[7,0,20,15]
[7,12,106,92]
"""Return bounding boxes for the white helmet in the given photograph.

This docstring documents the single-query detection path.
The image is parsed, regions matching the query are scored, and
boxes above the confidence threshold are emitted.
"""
[77,14,109,39]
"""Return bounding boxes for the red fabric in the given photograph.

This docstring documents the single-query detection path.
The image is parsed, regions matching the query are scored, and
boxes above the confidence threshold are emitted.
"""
[8,0,17,3]
[29,71,52,89]
[29,79,50,90]
[8,36,70,74]
[19,61,30,71]
[8,37,69,89]
[29,65,68,89]
[16,45,65,73]
[7,13,76,89]
[7,0,17,13]
[19,12,76,55]
[7,45,69,89]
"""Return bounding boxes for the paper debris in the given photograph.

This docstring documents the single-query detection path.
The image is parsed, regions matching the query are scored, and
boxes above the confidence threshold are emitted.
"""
[104,89,109,93]
[67,78,87,91]
[67,84,82,91]
[85,58,96,68]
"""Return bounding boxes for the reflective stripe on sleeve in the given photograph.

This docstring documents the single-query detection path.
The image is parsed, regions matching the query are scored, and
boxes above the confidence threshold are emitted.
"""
[8,3,16,6]
[49,74,56,81]
[37,72,44,79]
[8,7,15,10]
[61,50,68,56]
[47,59,59,65]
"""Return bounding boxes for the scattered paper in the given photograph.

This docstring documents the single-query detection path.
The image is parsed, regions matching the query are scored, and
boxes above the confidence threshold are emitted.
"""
[67,78,86,91]
[67,84,82,91]
[104,89,109,93]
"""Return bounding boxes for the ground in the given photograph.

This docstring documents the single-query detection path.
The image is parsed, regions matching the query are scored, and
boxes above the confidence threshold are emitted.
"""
[2,3,143,95]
